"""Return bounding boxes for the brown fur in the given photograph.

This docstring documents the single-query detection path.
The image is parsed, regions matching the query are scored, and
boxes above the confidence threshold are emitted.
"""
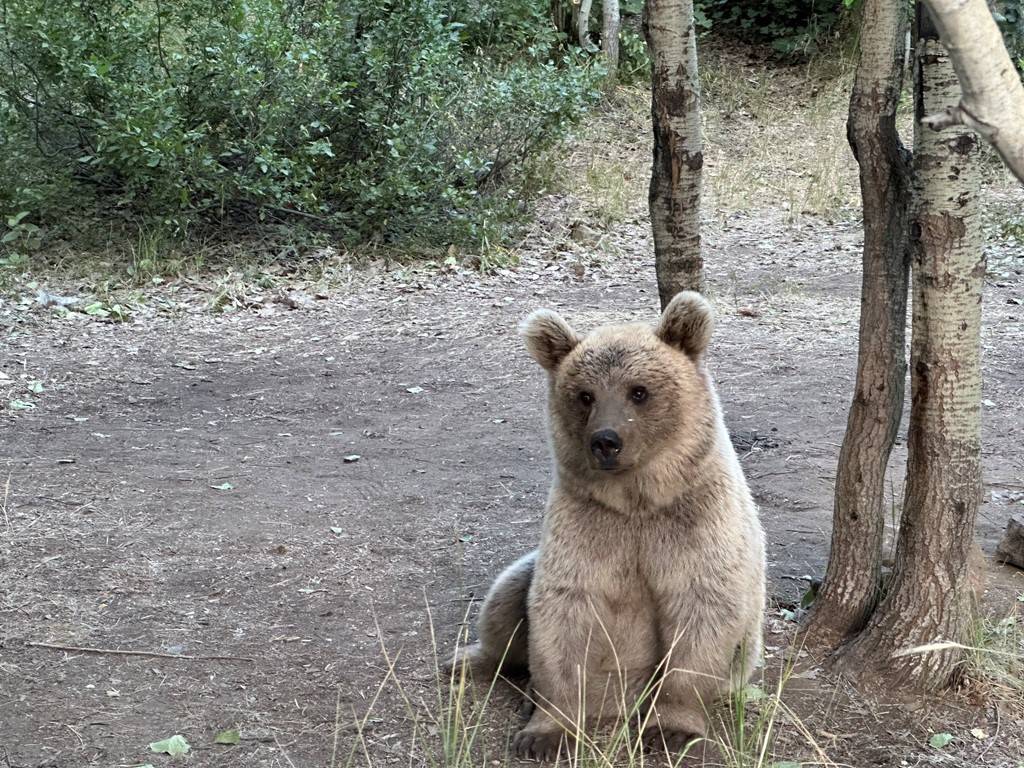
[453,292,767,760]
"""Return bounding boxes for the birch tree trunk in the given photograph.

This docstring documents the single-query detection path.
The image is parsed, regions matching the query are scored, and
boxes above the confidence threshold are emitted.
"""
[803,0,913,646]
[602,0,620,82]
[920,0,1024,182]
[577,0,594,49]
[643,0,703,305]
[840,5,985,690]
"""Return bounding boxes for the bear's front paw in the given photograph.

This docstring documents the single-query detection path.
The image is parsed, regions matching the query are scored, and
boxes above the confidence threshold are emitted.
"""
[642,727,700,754]
[512,728,572,762]
[443,644,497,681]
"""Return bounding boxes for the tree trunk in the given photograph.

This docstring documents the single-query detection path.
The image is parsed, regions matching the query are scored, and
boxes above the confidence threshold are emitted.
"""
[602,0,620,82]
[920,0,1024,182]
[802,0,912,646]
[551,0,573,38]
[577,0,594,49]
[839,4,985,691]
[643,0,703,306]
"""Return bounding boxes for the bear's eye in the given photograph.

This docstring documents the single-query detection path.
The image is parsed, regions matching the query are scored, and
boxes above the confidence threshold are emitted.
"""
[630,386,649,404]
[578,391,595,407]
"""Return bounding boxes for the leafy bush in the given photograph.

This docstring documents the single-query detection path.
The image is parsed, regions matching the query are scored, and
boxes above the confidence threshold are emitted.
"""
[994,0,1024,71]
[0,0,599,252]
[698,0,851,54]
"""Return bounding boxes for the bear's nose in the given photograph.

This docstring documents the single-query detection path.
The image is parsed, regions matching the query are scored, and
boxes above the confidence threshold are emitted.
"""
[590,429,623,467]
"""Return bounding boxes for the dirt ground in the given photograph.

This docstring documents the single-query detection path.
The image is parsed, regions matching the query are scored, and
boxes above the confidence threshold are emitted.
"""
[3,66,1024,768]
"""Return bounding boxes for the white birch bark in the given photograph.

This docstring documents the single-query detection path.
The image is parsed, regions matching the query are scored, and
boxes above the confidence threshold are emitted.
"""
[842,15,985,690]
[577,0,594,49]
[602,0,620,81]
[921,0,1024,182]
[643,0,703,304]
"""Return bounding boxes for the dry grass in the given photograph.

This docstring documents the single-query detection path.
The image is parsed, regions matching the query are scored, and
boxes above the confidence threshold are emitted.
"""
[335,611,831,768]
[569,41,864,233]
[701,46,861,223]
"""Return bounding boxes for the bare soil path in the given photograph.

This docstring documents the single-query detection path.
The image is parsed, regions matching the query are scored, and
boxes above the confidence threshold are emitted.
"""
[2,199,1023,767]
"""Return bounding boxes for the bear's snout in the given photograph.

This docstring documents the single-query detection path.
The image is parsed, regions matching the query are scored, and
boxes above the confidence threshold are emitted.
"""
[589,429,623,469]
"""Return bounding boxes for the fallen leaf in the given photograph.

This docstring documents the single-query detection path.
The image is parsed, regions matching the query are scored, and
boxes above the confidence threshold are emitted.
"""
[149,734,190,756]
[210,482,234,491]
[27,380,43,394]
[737,306,762,318]
[214,729,240,745]
[928,732,954,749]
[9,399,35,410]
[343,454,361,463]
[970,728,988,740]
[405,386,424,394]
[330,526,344,535]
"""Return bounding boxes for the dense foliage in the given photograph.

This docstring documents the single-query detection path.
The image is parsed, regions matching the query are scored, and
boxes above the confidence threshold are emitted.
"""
[994,0,1024,69]
[0,0,599,253]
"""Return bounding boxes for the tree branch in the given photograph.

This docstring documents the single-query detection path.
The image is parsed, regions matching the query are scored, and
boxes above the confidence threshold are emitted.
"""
[922,0,1024,183]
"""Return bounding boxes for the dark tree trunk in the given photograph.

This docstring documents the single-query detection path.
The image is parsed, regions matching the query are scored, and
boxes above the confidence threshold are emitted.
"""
[643,0,703,306]
[803,0,912,646]
[839,4,985,690]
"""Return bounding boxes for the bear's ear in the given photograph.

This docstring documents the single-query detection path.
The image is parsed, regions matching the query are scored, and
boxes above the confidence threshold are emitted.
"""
[520,309,580,371]
[656,291,714,358]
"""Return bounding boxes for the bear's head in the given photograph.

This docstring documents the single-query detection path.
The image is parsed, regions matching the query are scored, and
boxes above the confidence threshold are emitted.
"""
[521,292,716,485]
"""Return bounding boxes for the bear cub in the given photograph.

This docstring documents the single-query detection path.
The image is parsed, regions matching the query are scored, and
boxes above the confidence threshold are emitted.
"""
[453,292,766,760]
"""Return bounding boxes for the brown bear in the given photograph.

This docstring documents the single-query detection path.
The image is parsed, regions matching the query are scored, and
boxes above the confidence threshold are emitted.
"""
[452,292,766,760]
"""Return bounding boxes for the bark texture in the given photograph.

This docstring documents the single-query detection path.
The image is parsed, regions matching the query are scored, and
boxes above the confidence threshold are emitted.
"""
[921,0,1024,182]
[602,0,620,81]
[577,0,594,48]
[841,7,985,691]
[803,0,912,646]
[643,0,703,306]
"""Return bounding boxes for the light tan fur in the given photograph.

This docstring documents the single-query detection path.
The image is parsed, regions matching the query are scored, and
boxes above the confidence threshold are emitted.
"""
[453,292,766,760]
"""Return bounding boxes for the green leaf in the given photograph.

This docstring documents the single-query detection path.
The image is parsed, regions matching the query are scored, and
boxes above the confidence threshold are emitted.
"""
[6,211,29,227]
[149,734,190,756]
[929,732,954,749]
[799,582,818,609]
[27,380,44,394]
[84,302,110,318]
[9,399,35,411]
[771,762,801,768]
[214,729,240,745]
[210,482,234,491]
[741,684,767,701]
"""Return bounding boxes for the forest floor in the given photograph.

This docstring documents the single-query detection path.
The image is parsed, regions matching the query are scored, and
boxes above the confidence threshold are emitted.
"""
[2,45,1024,768]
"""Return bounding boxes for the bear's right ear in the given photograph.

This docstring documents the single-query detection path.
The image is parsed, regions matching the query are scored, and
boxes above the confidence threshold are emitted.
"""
[656,291,714,359]
[520,309,580,371]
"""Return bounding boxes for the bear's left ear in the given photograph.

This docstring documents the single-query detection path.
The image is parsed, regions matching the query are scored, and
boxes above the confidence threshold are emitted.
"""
[520,309,580,371]
[656,291,714,359]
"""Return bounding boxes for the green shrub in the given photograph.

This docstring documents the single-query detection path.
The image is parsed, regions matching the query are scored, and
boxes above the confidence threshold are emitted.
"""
[698,0,851,54]
[0,0,599,252]
[994,0,1024,71]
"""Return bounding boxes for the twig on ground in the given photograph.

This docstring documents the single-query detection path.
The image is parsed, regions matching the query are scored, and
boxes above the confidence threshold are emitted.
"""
[25,641,256,663]
[2,473,11,530]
